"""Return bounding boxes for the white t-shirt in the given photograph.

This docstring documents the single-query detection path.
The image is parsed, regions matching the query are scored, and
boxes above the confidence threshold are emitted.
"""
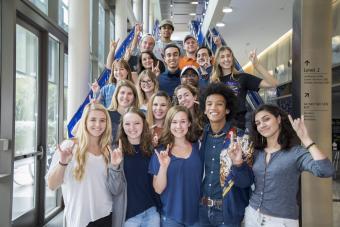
[46,140,112,227]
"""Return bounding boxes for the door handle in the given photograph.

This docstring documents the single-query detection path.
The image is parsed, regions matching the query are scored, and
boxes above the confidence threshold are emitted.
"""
[37,145,44,160]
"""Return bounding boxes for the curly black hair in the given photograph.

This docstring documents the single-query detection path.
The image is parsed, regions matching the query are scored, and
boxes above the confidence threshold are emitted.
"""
[250,104,299,150]
[200,82,238,121]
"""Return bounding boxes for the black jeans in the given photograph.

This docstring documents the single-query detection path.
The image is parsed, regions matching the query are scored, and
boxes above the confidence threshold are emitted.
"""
[86,213,112,227]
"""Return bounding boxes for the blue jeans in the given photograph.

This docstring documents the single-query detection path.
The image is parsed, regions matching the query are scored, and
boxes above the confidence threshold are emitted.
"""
[199,205,241,227]
[161,215,200,227]
[124,206,160,227]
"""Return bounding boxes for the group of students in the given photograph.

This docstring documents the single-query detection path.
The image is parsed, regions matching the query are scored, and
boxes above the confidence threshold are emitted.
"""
[46,19,335,227]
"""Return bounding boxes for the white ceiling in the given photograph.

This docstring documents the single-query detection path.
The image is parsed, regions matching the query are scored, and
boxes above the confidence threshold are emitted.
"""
[218,0,294,65]
[159,0,294,66]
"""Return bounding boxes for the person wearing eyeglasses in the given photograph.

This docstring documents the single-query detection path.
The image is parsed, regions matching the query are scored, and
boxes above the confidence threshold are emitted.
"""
[136,70,159,112]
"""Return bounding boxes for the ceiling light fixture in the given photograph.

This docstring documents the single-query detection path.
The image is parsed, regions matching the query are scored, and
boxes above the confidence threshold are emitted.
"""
[191,1,198,4]
[223,7,233,13]
[216,22,225,27]
[189,13,196,16]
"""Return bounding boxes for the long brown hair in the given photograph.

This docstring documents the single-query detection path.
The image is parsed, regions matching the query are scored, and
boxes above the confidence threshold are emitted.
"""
[146,91,171,128]
[159,106,196,147]
[116,107,153,156]
[210,46,239,82]
[173,84,203,139]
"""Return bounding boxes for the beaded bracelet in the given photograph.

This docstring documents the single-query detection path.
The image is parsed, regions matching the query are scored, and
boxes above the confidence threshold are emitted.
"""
[59,161,68,166]
[306,142,316,150]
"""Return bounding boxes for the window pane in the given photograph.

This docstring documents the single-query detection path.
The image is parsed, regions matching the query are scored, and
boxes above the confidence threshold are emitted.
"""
[64,54,68,139]
[98,3,105,64]
[29,0,48,14]
[59,0,69,31]
[15,25,38,157]
[12,157,36,220]
[45,37,60,215]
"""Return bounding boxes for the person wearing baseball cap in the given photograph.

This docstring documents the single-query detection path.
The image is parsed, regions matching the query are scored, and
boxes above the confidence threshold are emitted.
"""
[179,34,199,70]
[180,65,200,88]
[153,19,176,60]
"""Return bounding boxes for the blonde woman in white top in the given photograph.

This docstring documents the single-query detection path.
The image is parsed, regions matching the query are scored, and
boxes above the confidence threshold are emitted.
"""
[46,103,113,227]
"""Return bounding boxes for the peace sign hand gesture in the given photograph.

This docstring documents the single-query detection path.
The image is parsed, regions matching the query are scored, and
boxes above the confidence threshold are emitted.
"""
[288,115,311,143]
[109,39,120,52]
[109,139,123,167]
[228,131,243,166]
[155,144,171,168]
[151,61,161,77]
[249,49,259,67]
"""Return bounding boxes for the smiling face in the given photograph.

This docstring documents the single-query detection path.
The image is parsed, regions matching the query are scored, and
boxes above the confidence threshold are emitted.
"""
[217,49,234,70]
[123,112,143,143]
[204,94,229,125]
[184,37,198,55]
[160,25,173,39]
[152,96,169,121]
[86,110,107,137]
[141,52,154,69]
[180,69,199,87]
[114,64,129,82]
[117,86,135,108]
[170,111,190,139]
[255,110,281,140]
[140,36,155,52]
[176,87,196,110]
[164,47,180,71]
[140,74,155,93]
[196,48,211,67]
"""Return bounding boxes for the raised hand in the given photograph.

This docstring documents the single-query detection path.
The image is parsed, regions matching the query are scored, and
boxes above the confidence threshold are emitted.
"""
[134,23,143,35]
[123,47,132,61]
[151,61,161,77]
[249,49,259,67]
[109,39,120,52]
[91,81,100,93]
[58,142,75,165]
[288,115,310,142]
[228,131,243,165]
[155,144,171,168]
[110,139,123,166]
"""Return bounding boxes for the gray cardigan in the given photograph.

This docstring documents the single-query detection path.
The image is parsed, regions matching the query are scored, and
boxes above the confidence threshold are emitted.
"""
[106,163,127,227]
[249,145,335,219]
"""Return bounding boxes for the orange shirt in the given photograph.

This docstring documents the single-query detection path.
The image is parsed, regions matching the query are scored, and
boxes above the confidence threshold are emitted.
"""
[179,56,199,70]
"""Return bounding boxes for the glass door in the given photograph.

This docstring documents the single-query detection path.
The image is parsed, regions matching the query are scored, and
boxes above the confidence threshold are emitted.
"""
[12,23,41,227]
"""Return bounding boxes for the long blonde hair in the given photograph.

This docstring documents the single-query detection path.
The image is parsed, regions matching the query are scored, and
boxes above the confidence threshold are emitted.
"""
[136,70,159,106]
[210,46,239,82]
[73,103,112,181]
[108,80,139,111]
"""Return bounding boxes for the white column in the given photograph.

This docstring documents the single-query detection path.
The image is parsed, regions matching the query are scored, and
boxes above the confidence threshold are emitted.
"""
[148,2,154,33]
[143,0,149,33]
[115,0,127,40]
[68,0,90,120]
[133,0,142,22]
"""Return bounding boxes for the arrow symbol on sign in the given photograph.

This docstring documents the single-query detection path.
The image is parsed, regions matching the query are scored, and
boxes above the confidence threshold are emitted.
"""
[304,60,310,66]
[304,92,310,98]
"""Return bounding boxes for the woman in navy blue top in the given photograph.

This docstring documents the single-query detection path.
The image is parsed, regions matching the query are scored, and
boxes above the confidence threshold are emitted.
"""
[107,107,160,227]
[149,105,203,227]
